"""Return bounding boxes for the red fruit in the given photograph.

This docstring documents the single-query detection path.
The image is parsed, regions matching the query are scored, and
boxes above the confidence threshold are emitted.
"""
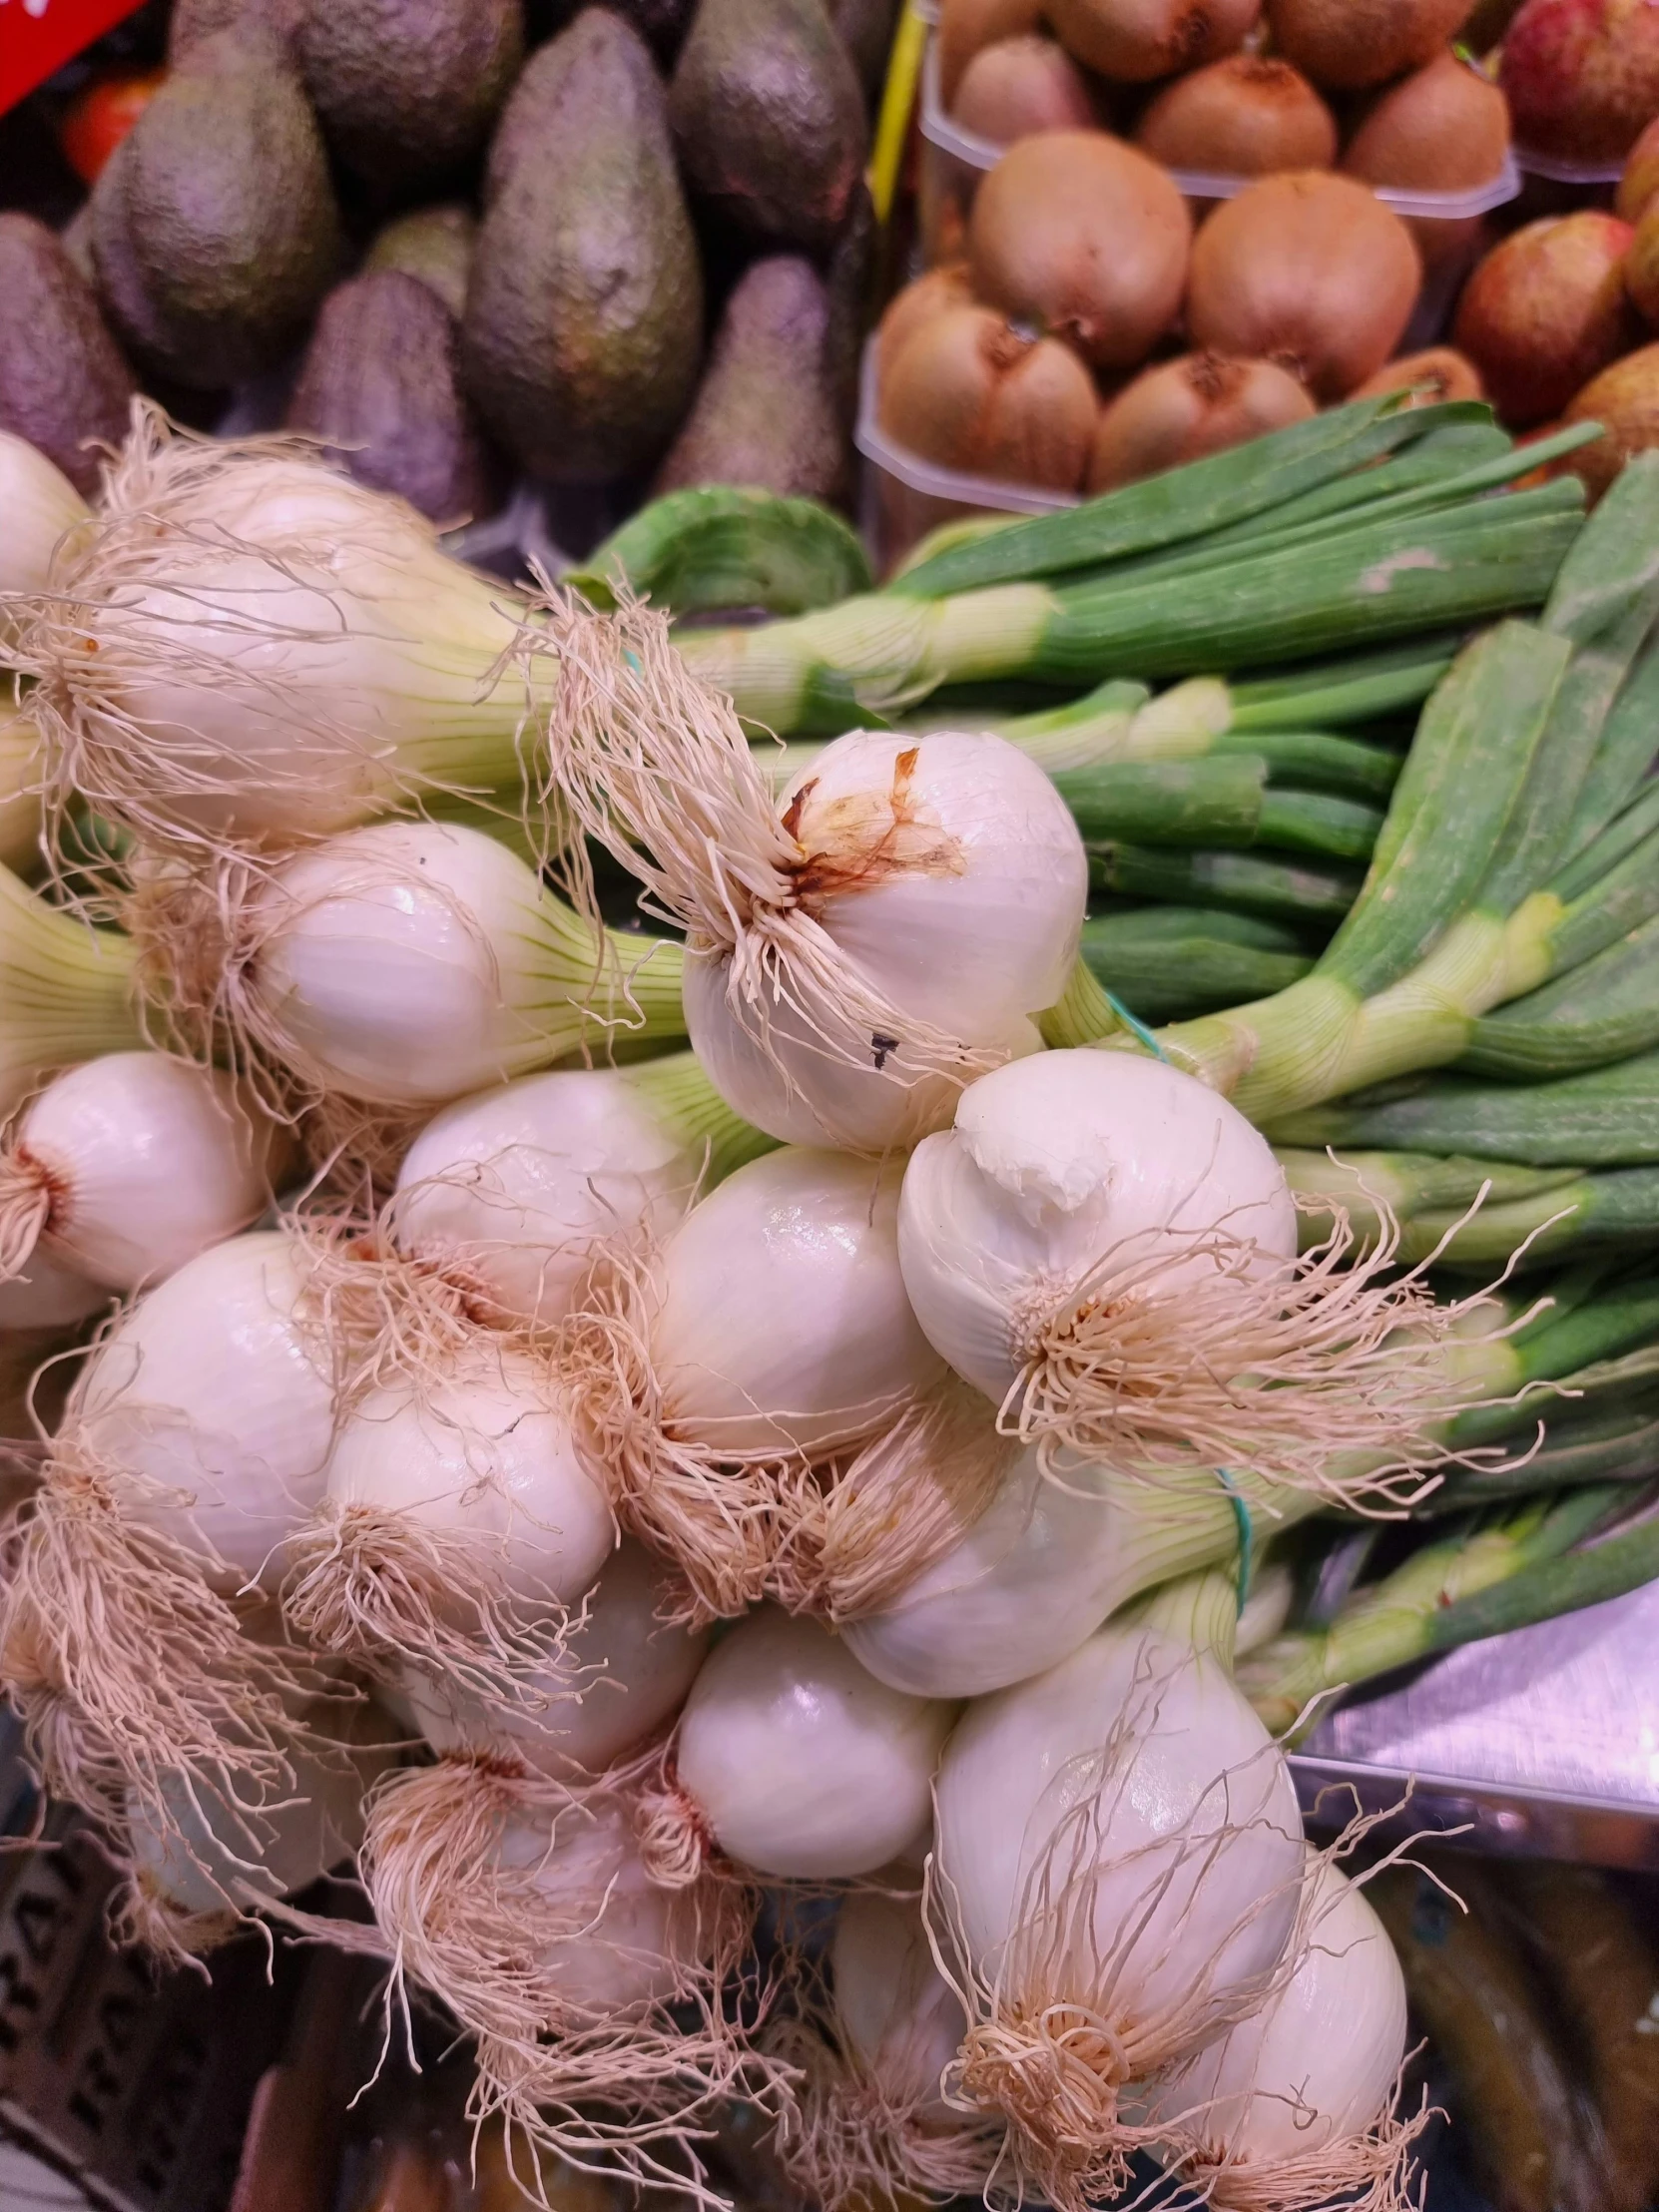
[1564,345,1659,500]
[58,70,166,186]
[1617,115,1659,223]
[1453,211,1639,425]
[1499,0,1659,168]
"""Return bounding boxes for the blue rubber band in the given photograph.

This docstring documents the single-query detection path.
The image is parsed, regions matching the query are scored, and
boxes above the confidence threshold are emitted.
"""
[1102,987,1166,1060]
[1097,986,1254,1619]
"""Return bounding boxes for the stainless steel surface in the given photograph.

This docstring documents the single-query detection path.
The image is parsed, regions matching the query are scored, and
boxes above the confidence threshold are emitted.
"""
[1291,1573,1659,1867]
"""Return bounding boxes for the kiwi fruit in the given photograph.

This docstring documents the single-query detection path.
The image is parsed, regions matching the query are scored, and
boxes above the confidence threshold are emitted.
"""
[1134,55,1337,174]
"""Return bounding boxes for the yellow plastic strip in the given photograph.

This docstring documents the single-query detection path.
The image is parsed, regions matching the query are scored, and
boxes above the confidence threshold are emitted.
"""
[867,0,927,228]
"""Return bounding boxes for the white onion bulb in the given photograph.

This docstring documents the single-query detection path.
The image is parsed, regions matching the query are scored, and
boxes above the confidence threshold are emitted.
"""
[123,1697,395,1953]
[650,1147,943,1459]
[1139,1858,1411,2209]
[845,1451,1254,1699]
[389,1055,770,1331]
[223,820,685,1110]
[13,409,543,847]
[0,1232,339,1833]
[665,1608,954,1881]
[568,1146,946,1618]
[931,1598,1304,2201]
[0,430,87,644]
[0,1243,109,1332]
[900,1048,1295,1413]
[0,1053,285,1293]
[285,1344,616,1688]
[543,596,1088,1154]
[402,1540,710,1781]
[833,1891,970,2132]
[70,1229,337,1591]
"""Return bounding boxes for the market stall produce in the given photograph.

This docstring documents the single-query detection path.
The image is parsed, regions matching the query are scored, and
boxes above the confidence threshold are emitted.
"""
[6,1,1659,2205]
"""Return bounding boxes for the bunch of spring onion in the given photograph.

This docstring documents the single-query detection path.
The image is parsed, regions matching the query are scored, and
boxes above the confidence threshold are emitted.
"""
[16,400,1659,2212]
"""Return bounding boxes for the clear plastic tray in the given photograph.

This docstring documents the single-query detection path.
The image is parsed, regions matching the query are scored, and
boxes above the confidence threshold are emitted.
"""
[854,333,1078,573]
[1512,143,1624,187]
[917,31,1521,260]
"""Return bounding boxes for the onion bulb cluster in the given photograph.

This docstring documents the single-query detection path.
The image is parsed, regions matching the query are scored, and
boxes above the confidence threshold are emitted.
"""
[0,416,1454,2208]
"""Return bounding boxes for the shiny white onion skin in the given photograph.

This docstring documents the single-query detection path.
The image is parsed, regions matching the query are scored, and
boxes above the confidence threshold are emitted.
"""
[687,726,1086,1154]
[650,1147,945,1459]
[249,821,567,1107]
[127,1700,394,1917]
[72,1230,337,1592]
[674,1608,955,1880]
[1138,1858,1407,2180]
[898,1049,1298,1409]
[779,731,1087,1038]
[934,1616,1304,2043]
[844,1449,1163,1699]
[319,1350,615,1609]
[391,1067,702,1328]
[833,1890,969,2128]
[401,1541,710,1780]
[11,1054,283,1293]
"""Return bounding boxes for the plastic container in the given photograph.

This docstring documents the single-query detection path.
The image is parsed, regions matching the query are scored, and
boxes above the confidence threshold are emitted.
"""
[854,333,1077,573]
[917,31,1521,292]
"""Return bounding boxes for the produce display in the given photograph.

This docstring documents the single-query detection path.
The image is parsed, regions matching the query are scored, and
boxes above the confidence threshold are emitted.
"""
[3,2,1659,2210]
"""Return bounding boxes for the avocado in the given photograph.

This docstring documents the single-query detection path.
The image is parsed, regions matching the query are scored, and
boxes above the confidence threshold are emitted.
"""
[463,9,705,481]
[297,0,524,196]
[89,29,342,390]
[654,256,850,506]
[285,270,500,524]
[169,0,306,62]
[669,0,868,250]
[0,216,135,496]
[364,204,476,321]
[829,0,900,107]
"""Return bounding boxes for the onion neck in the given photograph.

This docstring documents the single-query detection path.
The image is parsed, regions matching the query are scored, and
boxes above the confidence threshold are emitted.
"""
[624,1051,779,1186]
[1134,1565,1241,1669]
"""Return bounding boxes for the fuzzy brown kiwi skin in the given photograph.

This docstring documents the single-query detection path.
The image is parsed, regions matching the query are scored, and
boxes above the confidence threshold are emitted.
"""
[1134,54,1338,175]
[950,35,1101,142]
[1351,345,1484,405]
[1266,0,1474,90]
[875,265,977,385]
[1044,0,1261,82]
[878,302,1097,490]
[1087,351,1314,491]
[937,0,1044,104]
[1185,170,1421,401]
[1343,50,1511,195]
[967,130,1192,371]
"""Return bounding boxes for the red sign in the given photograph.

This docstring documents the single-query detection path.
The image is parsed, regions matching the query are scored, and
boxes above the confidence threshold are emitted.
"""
[0,0,147,117]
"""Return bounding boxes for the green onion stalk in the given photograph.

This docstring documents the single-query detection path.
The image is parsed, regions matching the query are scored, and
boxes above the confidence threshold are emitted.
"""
[1078,908,1316,1024]
[1044,458,1659,1125]
[0,861,142,1117]
[1270,1044,1659,1169]
[1238,1486,1659,1739]
[678,407,1591,738]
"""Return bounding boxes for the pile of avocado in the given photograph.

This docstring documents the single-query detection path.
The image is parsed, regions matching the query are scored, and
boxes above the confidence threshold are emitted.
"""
[0,0,893,520]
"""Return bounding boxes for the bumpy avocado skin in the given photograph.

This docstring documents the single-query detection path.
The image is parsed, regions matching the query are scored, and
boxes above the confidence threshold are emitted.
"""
[169,0,306,62]
[297,0,525,194]
[462,9,705,481]
[365,204,477,321]
[89,30,342,389]
[654,256,850,505]
[669,0,868,250]
[0,215,135,495]
[285,270,500,524]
